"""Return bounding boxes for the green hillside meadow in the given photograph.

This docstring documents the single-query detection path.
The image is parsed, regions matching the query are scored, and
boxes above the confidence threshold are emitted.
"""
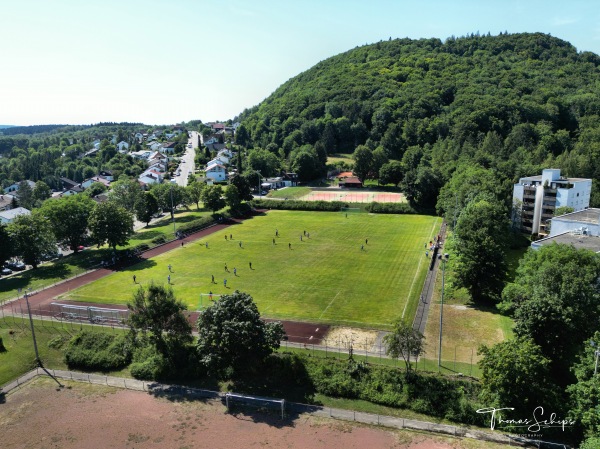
[61,211,441,328]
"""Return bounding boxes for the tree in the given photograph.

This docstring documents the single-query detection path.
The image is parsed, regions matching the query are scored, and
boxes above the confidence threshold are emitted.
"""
[0,223,14,267]
[39,194,95,252]
[224,184,241,210]
[8,212,56,269]
[383,320,424,376]
[452,197,508,303]
[88,202,134,251]
[502,244,600,383]
[16,181,34,210]
[230,173,253,201]
[33,181,52,203]
[186,181,205,210]
[196,290,285,378]
[567,332,600,438]
[85,181,108,198]
[109,178,143,215]
[150,183,186,219]
[371,147,389,181]
[379,161,404,185]
[200,185,225,214]
[478,337,557,413]
[235,123,250,147]
[352,145,373,181]
[127,282,193,355]
[247,148,280,177]
[554,206,574,216]
[436,164,504,228]
[291,146,323,181]
[134,191,159,226]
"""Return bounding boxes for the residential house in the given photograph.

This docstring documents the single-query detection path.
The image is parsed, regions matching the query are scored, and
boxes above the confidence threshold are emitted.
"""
[204,135,225,152]
[263,177,286,190]
[91,192,109,204]
[512,169,592,235]
[3,180,35,194]
[134,132,144,142]
[548,208,600,237]
[283,172,298,187]
[59,177,80,191]
[116,141,129,151]
[0,194,15,211]
[0,207,31,224]
[81,176,111,189]
[82,147,100,158]
[146,141,163,152]
[131,150,153,160]
[161,142,177,154]
[205,162,227,182]
[98,170,114,181]
[138,170,163,187]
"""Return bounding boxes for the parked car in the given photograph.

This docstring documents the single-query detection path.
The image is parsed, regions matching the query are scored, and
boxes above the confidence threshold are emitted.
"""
[1,267,12,276]
[6,261,26,271]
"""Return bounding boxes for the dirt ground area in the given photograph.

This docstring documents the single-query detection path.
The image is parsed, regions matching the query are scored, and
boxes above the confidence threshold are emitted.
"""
[322,327,379,351]
[1,378,504,449]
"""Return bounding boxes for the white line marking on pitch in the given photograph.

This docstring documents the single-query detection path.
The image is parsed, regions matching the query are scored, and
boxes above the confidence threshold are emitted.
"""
[401,218,440,319]
[320,291,342,319]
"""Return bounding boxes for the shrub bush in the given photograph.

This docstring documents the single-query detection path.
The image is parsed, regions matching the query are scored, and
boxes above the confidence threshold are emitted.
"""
[134,243,150,253]
[129,344,168,381]
[0,336,5,352]
[64,331,132,371]
[151,235,167,245]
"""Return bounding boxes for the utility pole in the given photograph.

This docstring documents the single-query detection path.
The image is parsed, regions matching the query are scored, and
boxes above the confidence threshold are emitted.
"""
[170,183,176,236]
[438,253,449,370]
[24,288,41,366]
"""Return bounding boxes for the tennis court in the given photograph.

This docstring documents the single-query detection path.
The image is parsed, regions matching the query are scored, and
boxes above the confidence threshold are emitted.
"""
[301,190,406,203]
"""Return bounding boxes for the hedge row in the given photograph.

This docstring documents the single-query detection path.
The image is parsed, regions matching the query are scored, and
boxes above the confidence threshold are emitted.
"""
[251,199,348,212]
[177,215,218,235]
[365,202,416,214]
[301,356,485,425]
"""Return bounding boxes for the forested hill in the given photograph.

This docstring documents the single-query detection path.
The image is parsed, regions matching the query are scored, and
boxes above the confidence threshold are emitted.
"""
[237,32,600,208]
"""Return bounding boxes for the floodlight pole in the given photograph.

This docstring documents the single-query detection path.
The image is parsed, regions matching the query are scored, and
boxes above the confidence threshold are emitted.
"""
[170,183,176,236]
[438,253,449,370]
[24,288,41,367]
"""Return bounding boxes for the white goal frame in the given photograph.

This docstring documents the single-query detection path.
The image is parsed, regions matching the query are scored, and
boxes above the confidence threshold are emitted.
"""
[225,392,285,419]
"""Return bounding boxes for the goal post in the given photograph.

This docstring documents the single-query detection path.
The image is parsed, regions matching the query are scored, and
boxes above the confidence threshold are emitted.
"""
[225,392,285,419]
[198,293,221,310]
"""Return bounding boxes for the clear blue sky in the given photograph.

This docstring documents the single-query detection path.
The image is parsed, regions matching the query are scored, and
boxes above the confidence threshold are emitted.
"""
[1,0,599,126]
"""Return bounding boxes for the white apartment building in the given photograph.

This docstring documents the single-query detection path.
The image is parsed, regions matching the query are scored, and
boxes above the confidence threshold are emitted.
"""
[512,169,592,234]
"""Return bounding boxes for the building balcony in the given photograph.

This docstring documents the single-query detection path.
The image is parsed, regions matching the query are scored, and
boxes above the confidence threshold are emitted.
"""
[523,195,536,200]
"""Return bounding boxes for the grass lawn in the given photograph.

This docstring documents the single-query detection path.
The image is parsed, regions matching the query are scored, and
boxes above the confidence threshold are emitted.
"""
[0,209,212,303]
[267,187,311,199]
[327,153,354,165]
[61,211,441,328]
[0,316,132,386]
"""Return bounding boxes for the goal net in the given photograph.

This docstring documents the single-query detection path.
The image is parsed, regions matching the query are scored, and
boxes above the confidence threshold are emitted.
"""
[225,392,285,419]
[198,293,222,310]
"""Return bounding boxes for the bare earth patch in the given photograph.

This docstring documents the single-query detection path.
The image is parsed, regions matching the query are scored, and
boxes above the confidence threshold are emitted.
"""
[0,378,507,449]
[322,327,379,351]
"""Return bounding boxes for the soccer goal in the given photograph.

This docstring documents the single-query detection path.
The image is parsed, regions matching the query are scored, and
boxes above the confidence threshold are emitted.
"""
[225,392,286,419]
[198,293,222,310]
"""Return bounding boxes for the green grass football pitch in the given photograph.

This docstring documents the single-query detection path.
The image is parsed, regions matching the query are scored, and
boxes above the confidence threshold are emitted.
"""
[60,211,441,328]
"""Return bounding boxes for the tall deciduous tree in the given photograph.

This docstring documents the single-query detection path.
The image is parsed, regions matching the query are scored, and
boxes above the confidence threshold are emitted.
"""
[452,197,508,303]
[379,161,404,186]
[200,185,225,214]
[33,181,52,203]
[88,202,134,251]
[186,181,205,210]
[383,320,424,376]
[196,290,285,379]
[109,178,144,215]
[352,145,373,181]
[134,191,159,226]
[39,194,95,252]
[478,337,557,413]
[127,282,193,355]
[16,181,34,210]
[8,212,56,269]
[501,244,600,382]
[224,184,241,210]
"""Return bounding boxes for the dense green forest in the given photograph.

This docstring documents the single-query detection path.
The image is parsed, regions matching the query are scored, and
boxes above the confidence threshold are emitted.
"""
[236,32,600,209]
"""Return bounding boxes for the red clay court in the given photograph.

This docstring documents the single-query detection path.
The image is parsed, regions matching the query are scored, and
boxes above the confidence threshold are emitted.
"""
[302,189,406,203]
